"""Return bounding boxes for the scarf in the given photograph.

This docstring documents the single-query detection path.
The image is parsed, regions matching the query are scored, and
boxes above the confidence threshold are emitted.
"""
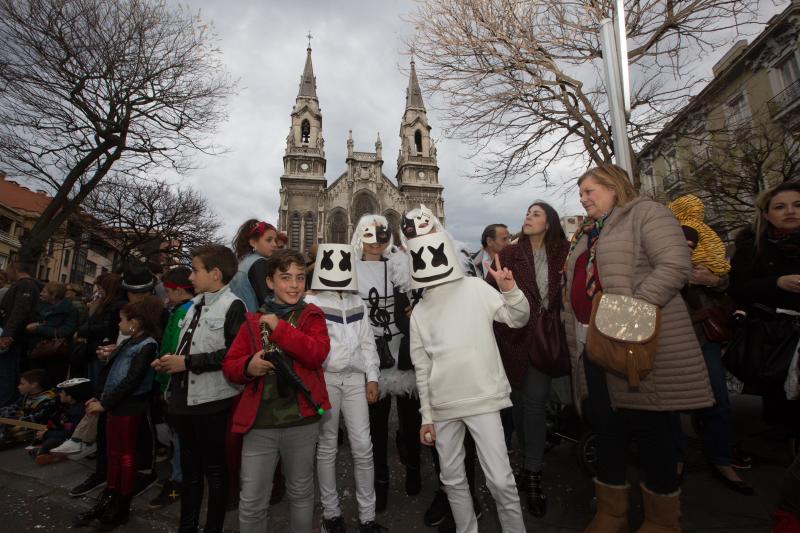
[260,296,304,319]
[767,227,800,261]
[259,296,305,398]
[569,210,613,300]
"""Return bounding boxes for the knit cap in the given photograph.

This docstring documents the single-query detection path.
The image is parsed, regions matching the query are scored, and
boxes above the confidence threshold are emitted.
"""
[667,195,730,276]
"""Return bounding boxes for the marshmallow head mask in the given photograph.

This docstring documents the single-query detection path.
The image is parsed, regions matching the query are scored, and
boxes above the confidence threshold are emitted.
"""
[406,232,464,289]
[401,204,439,240]
[311,244,359,291]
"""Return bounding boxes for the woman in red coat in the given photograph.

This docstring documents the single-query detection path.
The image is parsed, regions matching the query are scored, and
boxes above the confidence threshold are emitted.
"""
[488,201,569,518]
[223,249,330,533]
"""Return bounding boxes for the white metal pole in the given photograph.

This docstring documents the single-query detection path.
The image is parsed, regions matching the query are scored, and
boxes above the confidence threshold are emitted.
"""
[599,18,634,177]
[614,0,631,117]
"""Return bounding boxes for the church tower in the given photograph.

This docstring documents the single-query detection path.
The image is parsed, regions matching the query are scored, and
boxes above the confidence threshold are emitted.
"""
[278,45,327,252]
[396,59,445,223]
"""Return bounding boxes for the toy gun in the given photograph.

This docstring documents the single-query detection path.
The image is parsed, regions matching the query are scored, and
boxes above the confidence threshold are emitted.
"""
[261,322,325,415]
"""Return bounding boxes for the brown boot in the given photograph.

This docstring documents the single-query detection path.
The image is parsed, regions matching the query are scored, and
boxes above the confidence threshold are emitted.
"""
[636,483,682,533]
[585,479,629,533]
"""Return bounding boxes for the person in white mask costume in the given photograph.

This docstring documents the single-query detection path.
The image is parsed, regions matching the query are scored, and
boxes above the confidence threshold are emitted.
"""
[406,219,529,533]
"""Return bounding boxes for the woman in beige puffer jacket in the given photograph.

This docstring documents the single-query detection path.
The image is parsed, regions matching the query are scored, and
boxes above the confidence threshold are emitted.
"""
[564,164,713,533]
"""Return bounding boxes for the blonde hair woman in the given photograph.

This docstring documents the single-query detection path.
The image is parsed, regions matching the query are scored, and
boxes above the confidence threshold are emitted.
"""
[563,164,713,532]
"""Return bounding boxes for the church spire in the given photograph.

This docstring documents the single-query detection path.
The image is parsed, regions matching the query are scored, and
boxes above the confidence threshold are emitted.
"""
[298,45,317,98]
[405,59,425,111]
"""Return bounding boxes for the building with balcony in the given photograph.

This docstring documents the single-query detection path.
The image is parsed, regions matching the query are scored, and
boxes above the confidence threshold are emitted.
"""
[0,204,24,270]
[636,0,800,241]
[0,172,119,294]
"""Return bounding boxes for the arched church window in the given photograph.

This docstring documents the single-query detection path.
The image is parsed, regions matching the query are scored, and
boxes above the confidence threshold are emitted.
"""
[303,212,315,251]
[290,212,301,250]
[329,211,348,244]
[354,194,377,223]
[414,130,423,155]
[384,211,400,245]
[301,120,311,144]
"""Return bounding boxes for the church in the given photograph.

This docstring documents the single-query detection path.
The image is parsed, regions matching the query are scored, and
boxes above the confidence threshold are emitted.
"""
[276,45,446,253]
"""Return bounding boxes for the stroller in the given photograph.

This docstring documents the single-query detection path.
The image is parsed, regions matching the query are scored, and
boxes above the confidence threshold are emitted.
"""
[543,376,598,477]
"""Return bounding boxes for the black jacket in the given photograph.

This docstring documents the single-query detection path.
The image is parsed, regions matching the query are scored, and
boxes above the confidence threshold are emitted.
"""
[730,230,800,312]
[76,298,127,360]
[32,298,79,339]
[0,277,41,340]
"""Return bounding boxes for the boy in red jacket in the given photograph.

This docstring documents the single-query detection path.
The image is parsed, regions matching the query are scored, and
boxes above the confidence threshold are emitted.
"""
[222,249,331,533]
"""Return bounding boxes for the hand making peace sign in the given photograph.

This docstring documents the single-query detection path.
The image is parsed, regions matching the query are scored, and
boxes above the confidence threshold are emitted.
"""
[488,254,516,292]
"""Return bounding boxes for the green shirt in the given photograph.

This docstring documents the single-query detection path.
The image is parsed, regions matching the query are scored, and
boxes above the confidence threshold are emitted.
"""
[155,300,192,393]
[250,305,319,429]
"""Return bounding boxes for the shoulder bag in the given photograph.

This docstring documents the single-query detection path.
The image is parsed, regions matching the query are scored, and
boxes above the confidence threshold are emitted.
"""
[521,244,571,377]
[372,260,396,370]
[586,292,661,387]
[31,334,70,360]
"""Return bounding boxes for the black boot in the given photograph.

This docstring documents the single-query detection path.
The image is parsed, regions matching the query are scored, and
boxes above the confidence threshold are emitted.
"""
[375,478,389,513]
[524,470,547,518]
[73,489,115,528]
[95,492,132,531]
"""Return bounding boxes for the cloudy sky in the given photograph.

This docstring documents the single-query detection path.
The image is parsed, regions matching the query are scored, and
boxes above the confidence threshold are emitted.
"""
[168,0,784,248]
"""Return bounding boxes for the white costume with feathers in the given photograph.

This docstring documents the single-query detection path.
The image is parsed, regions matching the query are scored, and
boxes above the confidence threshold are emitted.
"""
[352,215,417,399]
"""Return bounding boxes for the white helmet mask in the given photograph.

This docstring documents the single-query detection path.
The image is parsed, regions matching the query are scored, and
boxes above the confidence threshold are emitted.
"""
[406,232,464,289]
[311,244,359,291]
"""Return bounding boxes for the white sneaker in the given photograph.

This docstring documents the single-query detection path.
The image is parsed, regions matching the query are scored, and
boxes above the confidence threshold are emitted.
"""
[68,442,97,461]
[51,439,82,455]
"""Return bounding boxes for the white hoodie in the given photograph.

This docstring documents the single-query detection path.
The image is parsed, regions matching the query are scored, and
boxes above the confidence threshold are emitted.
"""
[410,277,530,425]
[305,291,380,382]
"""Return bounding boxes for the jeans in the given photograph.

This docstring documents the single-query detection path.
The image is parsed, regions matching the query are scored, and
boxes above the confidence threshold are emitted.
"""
[584,356,678,494]
[170,424,183,483]
[239,424,319,533]
[176,411,227,533]
[136,401,156,475]
[368,393,421,481]
[511,364,552,472]
[673,342,732,466]
[432,425,478,495]
[317,371,376,522]
[434,412,524,533]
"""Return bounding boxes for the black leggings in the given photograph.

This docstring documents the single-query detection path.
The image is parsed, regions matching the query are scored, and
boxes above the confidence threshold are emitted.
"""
[95,412,107,477]
[369,394,421,480]
[583,356,678,495]
[175,411,228,533]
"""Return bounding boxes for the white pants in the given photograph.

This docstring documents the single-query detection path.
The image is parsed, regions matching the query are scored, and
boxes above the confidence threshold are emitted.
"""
[317,371,376,522]
[435,411,525,533]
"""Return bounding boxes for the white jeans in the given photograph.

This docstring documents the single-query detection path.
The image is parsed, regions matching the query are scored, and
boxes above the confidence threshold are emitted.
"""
[317,371,376,522]
[435,411,525,533]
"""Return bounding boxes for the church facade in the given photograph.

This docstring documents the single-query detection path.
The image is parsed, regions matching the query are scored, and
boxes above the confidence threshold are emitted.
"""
[277,46,446,253]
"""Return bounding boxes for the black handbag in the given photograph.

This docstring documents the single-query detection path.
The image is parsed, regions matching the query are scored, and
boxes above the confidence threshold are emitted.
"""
[369,260,396,370]
[376,335,396,370]
[723,305,800,390]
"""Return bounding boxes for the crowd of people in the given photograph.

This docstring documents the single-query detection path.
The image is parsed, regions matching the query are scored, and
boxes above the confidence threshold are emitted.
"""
[0,164,797,533]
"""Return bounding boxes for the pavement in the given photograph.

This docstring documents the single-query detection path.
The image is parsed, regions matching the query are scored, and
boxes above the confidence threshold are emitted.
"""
[0,393,791,532]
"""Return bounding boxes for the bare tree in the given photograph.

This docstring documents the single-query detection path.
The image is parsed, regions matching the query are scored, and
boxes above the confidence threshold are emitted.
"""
[408,0,759,191]
[83,177,222,268]
[0,0,235,263]
[679,124,800,238]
